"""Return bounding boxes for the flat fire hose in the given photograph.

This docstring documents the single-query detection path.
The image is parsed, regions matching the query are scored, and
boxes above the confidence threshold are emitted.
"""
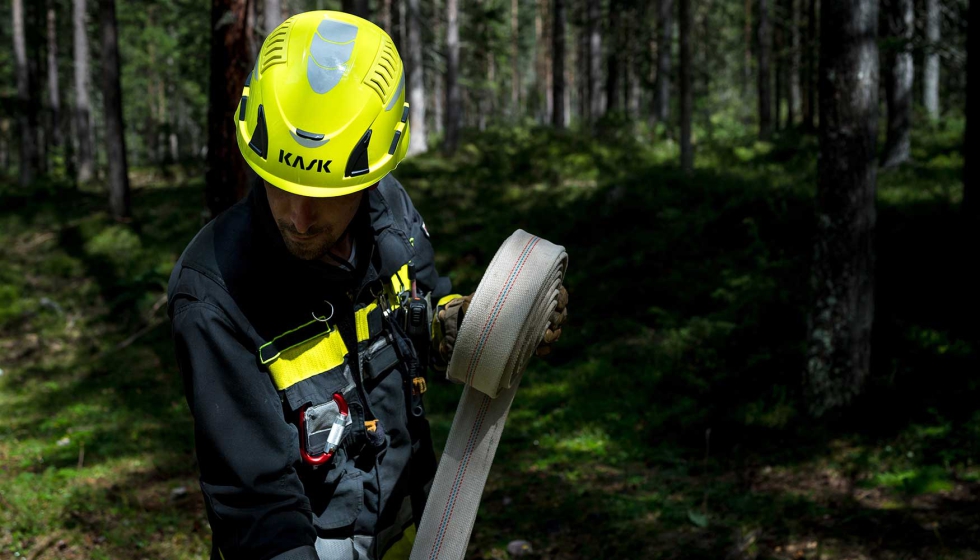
[410,230,568,560]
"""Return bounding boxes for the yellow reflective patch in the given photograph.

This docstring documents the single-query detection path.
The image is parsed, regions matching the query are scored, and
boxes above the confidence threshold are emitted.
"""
[392,263,410,294]
[266,328,348,390]
[355,302,378,342]
[382,524,416,560]
[436,293,464,307]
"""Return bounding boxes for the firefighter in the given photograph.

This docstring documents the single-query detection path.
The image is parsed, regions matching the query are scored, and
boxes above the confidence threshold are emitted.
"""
[168,11,566,560]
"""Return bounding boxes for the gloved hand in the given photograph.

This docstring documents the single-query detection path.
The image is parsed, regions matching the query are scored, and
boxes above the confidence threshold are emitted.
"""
[435,284,569,364]
[536,284,568,356]
[434,294,472,367]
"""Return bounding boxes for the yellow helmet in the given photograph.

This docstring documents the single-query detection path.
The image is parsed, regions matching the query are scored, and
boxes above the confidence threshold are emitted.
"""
[236,11,410,197]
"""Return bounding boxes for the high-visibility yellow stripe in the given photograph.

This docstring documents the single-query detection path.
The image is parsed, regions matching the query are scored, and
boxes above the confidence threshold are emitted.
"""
[266,328,348,390]
[436,293,464,307]
[355,302,378,342]
[392,263,410,294]
[382,524,416,560]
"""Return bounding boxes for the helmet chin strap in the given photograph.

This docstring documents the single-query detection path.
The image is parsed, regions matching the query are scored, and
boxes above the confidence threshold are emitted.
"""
[320,230,356,272]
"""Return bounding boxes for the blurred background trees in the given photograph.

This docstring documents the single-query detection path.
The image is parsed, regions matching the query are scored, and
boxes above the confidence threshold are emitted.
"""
[0,1,976,557]
[0,0,974,414]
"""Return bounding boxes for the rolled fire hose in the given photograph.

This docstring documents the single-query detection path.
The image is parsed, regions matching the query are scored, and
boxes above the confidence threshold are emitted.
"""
[410,230,568,560]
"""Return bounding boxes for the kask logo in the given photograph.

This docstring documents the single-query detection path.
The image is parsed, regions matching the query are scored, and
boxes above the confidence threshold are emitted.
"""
[278,149,332,173]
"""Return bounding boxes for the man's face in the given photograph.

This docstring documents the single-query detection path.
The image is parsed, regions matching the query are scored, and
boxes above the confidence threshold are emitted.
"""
[264,181,364,261]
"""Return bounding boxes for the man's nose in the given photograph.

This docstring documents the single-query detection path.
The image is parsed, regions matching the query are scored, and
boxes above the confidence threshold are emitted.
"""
[290,198,317,234]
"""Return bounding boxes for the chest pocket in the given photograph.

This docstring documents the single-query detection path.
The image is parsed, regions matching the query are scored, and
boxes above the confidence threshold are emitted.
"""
[257,262,414,406]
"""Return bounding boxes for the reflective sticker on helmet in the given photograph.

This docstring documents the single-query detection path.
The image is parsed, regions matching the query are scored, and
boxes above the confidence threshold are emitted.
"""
[307,18,358,95]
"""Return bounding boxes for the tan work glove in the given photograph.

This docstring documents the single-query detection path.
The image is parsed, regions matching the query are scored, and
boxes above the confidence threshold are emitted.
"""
[536,284,568,356]
[435,284,569,363]
[435,294,472,367]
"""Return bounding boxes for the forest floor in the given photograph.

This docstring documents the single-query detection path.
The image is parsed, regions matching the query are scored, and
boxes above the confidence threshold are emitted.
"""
[1,122,978,560]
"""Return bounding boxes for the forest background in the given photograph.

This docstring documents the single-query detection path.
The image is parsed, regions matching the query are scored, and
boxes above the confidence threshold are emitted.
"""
[0,0,977,558]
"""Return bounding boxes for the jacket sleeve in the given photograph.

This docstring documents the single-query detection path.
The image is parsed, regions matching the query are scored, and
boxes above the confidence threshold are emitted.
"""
[170,299,318,560]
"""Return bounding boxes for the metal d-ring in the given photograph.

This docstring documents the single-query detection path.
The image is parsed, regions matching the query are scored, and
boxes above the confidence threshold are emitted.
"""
[312,300,335,323]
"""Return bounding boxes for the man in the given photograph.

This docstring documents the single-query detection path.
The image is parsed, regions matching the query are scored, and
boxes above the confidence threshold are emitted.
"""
[168,11,566,560]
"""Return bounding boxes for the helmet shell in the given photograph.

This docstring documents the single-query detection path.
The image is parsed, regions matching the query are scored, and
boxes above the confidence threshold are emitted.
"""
[236,11,411,197]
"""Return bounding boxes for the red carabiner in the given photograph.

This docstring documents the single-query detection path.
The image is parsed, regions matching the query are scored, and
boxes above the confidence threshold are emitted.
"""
[298,393,348,466]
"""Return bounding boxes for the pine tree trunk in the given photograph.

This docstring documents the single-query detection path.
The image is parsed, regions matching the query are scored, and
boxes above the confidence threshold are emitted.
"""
[12,0,38,186]
[775,12,784,130]
[605,0,621,115]
[744,0,752,96]
[654,0,674,126]
[100,0,130,220]
[29,1,47,176]
[206,0,252,217]
[923,0,940,120]
[789,0,801,126]
[73,0,94,183]
[804,0,816,130]
[511,0,521,120]
[806,0,879,417]
[407,0,427,155]
[758,0,772,140]
[680,0,693,172]
[265,0,282,34]
[431,0,444,135]
[443,0,460,154]
[881,0,913,168]
[587,0,602,122]
[964,0,976,221]
[46,3,61,151]
[342,0,370,18]
[552,0,566,128]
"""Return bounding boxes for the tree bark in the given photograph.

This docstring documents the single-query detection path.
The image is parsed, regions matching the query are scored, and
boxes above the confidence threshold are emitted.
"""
[806,0,878,417]
[47,2,61,151]
[443,0,461,154]
[100,0,130,220]
[654,0,674,127]
[406,0,427,155]
[923,0,940,120]
[264,0,282,35]
[431,0,444,135]
[73,0,94,183]
[680,0,693,172]
[206,0,252,217]
[512,0,521,120]
[775,8,784,130]
[587,0,602,122]
[605,0,621,115]
[342,0,370,18]
[757,0,772,140]
[789,0,801,126]
[803,0,816,130]
[552,0,566,127]
[12,0,38,186]
[964,0,976,221]
[880,0,913,168]
[744,0,752,96]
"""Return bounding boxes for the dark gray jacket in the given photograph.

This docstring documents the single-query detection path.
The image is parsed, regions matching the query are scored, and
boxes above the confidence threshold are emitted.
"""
[167,176,449,560]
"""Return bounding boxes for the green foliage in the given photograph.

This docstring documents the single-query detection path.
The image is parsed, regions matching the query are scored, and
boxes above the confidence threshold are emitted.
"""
[0,122,975,558]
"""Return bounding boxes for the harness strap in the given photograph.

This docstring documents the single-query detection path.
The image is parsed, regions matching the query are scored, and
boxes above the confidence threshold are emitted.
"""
[410,230,568,560]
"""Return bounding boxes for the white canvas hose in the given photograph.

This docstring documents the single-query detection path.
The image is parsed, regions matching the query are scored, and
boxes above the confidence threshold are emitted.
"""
[410,230,568,560]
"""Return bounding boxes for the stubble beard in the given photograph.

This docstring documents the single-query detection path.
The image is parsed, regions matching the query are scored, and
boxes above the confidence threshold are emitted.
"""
[276,220,342,261]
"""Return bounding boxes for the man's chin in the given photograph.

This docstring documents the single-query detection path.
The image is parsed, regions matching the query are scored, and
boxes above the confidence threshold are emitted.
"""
[282,236,332,261]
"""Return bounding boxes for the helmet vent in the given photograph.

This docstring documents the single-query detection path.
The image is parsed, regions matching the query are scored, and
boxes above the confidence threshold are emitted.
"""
[345,129,372,177]
[260,18,293,73]
[364,36,401,104]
